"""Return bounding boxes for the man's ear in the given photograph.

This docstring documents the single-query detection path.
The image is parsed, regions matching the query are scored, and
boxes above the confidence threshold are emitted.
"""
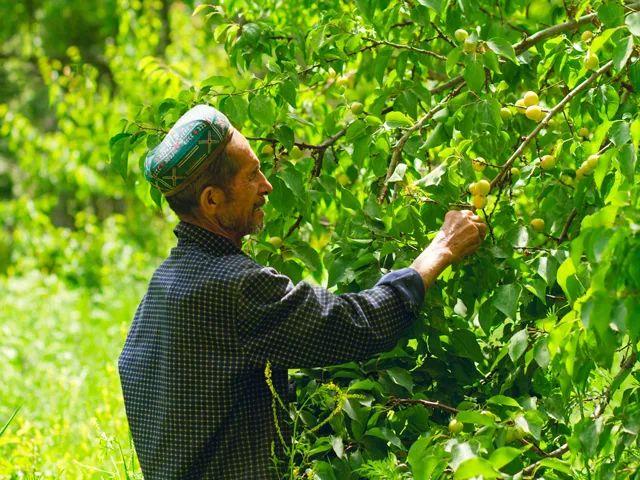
[199,185,225,215]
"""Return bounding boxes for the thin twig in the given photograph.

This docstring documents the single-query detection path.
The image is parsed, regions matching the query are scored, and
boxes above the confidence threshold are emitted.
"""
[378,84,465,203]
[557,208,577,244]
[362,37,447,61]
[388,397,459,414]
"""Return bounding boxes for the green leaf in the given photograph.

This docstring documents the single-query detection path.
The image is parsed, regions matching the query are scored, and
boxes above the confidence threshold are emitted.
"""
[599,2,625,28]
[618,143,636,182]
[537,457,572,474]
[492,284,520,319]
[487,395,521,408]
[626,12,640,36]
[487,38,518,63]
[200,75,233,88]
[488,447,522,469]
[330,435,344,459]
[279,79,297,107]
[450,329,484,362]
[508,329,528,362]
[463,58,484,93]
[609,120,631,146]
[385,111,413,128]
[248,95,277,127]
[339,185,361,211]
[408,436,444,480]
[109,133,132,180]
[274,125,295,151]
[0,406,20,437]
[454,457,501,479]
[386,367,414,394]
[556,257,576,298]
[457,410,496,426]
[365,427,403,448]
[533,337,551,369]
[288,240,323,273]
[630,61,640,91]
[612,35,634,72]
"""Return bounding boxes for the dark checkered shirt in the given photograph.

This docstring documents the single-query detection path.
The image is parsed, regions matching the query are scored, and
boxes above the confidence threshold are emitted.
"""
[118,221,425,479]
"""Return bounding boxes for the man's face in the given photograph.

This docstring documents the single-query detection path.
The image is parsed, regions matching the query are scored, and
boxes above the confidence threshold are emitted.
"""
[215,130,273,237]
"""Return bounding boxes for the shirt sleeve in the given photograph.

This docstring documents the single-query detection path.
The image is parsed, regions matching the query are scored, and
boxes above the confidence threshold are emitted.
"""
[234,266,425,369]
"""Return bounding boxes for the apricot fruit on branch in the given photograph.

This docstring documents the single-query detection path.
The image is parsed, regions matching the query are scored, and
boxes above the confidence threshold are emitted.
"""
[525,105,545,122]
[476,179,491,195]
[463,38,477,54]
[472,157,486,171]
[454,29,469,42]
[585,51,599,71]
[530,218,545,232]
[472,195,487,209]
[523,91,539,107]
[581,30,594,43]
[540,155,556,170]
[449,418,463,434]
[268,236,283,248]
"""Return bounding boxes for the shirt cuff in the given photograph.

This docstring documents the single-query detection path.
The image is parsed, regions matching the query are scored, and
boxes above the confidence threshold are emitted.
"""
[374,267,425,315]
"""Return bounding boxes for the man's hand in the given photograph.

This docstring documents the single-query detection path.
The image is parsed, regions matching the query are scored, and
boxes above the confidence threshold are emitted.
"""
[410,210,487,290]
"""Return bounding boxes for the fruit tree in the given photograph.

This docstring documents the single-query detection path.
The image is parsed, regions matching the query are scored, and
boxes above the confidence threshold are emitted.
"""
[112,1,640,478]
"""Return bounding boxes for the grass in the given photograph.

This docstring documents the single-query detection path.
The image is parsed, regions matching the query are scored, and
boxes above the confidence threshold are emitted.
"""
[0,269,148,478]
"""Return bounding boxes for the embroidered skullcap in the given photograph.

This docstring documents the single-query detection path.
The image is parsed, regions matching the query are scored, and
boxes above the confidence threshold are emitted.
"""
[144,104,233,196]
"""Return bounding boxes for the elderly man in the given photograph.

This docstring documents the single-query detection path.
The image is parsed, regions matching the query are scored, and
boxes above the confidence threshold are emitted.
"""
[118,105,486,479]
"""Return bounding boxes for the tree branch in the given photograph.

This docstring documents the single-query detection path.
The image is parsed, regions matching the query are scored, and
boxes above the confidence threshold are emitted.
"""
[388,396,459,414]
[491,60,613,190]
[362,37,447,61]
[429,10,598,96]
[377,84,465,203]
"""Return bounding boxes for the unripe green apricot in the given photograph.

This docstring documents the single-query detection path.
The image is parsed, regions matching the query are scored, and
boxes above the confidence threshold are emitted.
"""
[500,107,512,120]
[585,51,599,71]
[350,101,363,115]
[463,38,477,54]
[365,115,383,126]
[454,29,469,43]
[448,418,463,434]
[268,236,283,248]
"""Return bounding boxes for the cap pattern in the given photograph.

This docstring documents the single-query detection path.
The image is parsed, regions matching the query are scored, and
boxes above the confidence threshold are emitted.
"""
[144,105,233,196]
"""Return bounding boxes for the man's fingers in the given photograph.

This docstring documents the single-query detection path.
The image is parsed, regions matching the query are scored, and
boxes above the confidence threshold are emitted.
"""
[470,214,484,223]
[476,222,488,239]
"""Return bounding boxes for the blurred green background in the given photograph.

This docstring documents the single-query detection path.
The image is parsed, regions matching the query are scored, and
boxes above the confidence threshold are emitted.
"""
[0,1,234,476]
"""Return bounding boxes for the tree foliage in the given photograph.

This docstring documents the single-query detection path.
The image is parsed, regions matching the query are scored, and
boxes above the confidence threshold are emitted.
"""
[1,0,640,478]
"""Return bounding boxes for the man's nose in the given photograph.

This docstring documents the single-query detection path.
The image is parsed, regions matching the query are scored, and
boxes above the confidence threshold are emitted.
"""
[261,174,273,195]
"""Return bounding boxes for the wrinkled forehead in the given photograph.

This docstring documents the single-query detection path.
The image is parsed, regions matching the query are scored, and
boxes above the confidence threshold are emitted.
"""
[225,128,258,168]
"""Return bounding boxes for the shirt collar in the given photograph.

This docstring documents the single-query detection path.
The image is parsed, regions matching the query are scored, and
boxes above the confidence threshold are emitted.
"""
[174,221,244,257]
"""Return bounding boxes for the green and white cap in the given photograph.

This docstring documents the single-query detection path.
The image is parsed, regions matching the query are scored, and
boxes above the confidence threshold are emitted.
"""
[144,104,233,196]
